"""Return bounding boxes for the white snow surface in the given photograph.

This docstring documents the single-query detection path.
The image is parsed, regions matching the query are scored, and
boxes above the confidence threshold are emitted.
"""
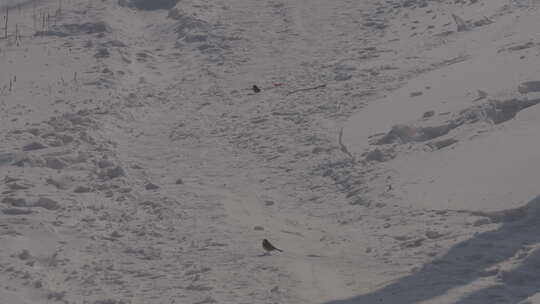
[2,0,540,303]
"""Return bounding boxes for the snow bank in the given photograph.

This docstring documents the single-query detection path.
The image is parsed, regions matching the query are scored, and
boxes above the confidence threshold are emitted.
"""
[343,1,540,212]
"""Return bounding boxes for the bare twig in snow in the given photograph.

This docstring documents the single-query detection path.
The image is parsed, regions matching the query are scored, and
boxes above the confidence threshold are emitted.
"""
[338,127,354,162]
[286,84,326,96]
[4,7,8,39]
[452,14,469,32]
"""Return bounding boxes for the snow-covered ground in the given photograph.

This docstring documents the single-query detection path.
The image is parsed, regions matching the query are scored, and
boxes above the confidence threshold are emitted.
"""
[2,0,540,303]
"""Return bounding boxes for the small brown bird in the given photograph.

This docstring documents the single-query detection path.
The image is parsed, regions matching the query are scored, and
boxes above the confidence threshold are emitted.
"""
[252,85,261,93]
[262,239,283,253]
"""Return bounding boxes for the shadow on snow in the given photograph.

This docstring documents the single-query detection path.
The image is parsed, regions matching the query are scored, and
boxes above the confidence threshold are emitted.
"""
[324,194,540,304]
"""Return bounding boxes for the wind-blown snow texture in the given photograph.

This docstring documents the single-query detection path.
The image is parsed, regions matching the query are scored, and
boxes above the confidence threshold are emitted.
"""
[2,0,540,303]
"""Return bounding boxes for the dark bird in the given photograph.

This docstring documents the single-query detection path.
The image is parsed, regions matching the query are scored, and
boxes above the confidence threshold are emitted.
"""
[262,239,283,253]
[252,85,261,93]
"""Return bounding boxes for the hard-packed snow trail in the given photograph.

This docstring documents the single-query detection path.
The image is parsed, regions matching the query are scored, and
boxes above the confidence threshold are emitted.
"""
[98,1,379,302]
